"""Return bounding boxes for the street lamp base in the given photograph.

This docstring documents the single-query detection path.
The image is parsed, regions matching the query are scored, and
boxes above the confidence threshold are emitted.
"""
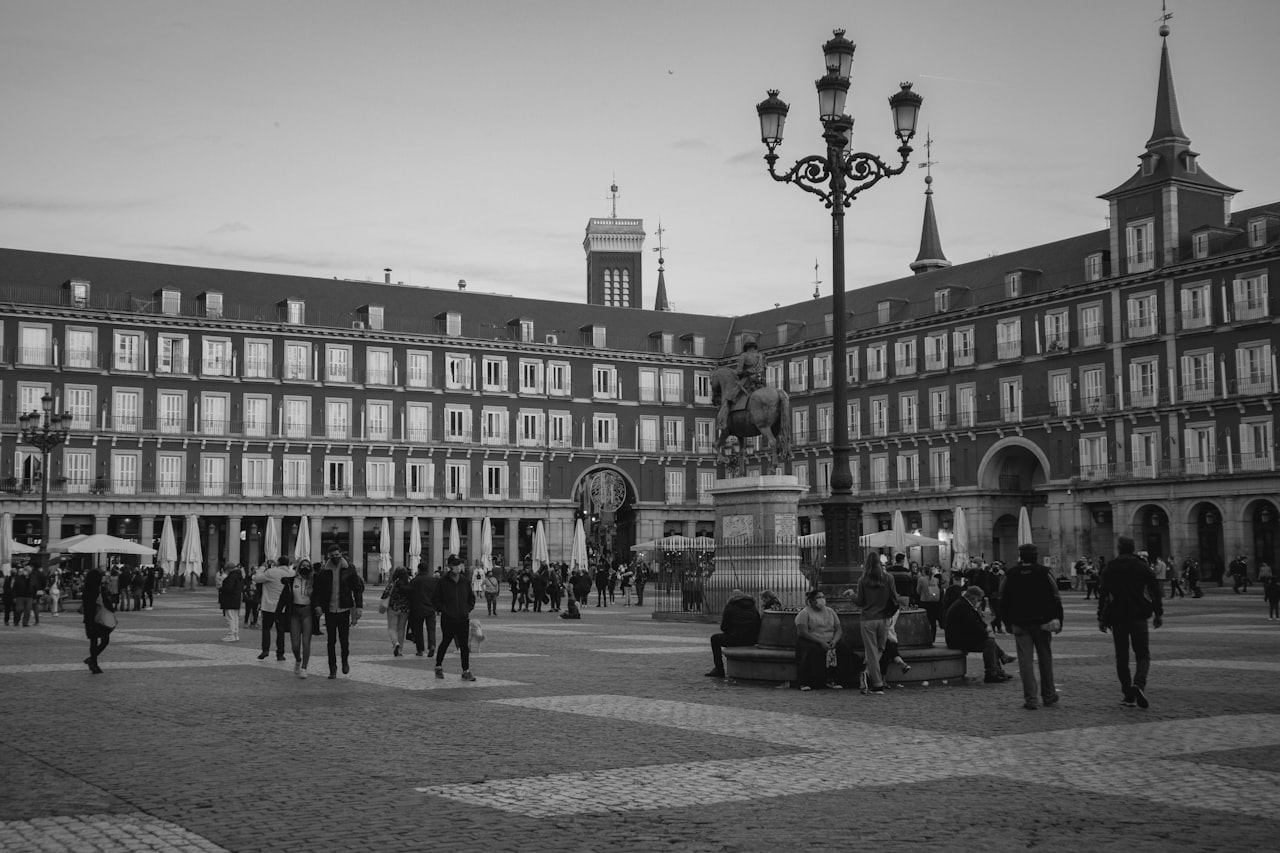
[819,495,864,587]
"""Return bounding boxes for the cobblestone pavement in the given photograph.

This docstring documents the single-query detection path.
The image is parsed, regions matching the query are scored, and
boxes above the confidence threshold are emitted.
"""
[2,587,1278,852]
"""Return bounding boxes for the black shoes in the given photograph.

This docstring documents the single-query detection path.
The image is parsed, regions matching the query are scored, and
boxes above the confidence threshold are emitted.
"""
[257,652,269,660]
[328,668,337,680]
[1120,688,1137,707]
[1043,693,1060,707]
[984,673,1013,683]
[705,668,725,678]
[341,661,350,675]
[1132,685,1149,709]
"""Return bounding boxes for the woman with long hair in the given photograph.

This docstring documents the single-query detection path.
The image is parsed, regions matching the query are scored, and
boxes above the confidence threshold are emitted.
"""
[854,551,900,694]
[382,566,412,656]
[288,559,316,678]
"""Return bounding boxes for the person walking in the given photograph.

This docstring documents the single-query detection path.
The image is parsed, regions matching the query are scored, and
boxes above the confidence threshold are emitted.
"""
[432,555,477,682]
[312,545,364,679]
[12,567,34,627]
[1097,536,1164,709]
[218,564,244,642]
[243,572,261,628]
[287,560,316,678]
[380,566,412,656]
[594,563,610,607]
[853,552,900,694]
[1000,544,1064,710]
[407,563,438,657]
[81,563,113,674]
[2,568,16,625]
[253,557,295,661]
[704,589,762,679]
[633,563,649,606]
[481,570,500,616]
[47,567,62,616]
[1264,573,1280,621]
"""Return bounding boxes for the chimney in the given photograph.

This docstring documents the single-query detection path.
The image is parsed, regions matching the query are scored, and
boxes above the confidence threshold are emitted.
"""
[384,268,391,284]
[457,279,467,291]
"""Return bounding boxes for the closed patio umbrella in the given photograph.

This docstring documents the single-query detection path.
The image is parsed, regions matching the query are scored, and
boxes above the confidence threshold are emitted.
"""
[533,520,550,569]
[951,507,970,571]
[408,517,423,569]
[264,517,282,561]
[480,517,493,571]
[448,518,461,560]
[570,518,588,572]
[179,515,203,584]
[1018,506,1034,546]
[378,517,392,580]
[293,516,311,563]
[157,516,178,575]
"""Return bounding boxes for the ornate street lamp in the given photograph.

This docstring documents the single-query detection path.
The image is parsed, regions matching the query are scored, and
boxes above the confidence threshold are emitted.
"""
[756,28,922,585]
[18,393,72,570]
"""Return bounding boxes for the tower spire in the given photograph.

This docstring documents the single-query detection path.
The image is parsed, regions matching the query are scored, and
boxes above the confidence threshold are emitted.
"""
[652,219,671,311]
[1148,3,1188,148]
[910,131,950,275]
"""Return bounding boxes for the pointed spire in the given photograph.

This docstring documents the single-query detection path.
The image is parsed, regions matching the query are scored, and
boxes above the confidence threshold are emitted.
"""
[910,132,950,274]
[1147,22,1188,149]
[652,219,670,311]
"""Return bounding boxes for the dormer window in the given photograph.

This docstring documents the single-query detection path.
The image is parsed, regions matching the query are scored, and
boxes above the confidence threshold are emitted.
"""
[279,299,305,325]
[581,324,606,348]
[1084,253,1104,282]
[681,333,705,356]
[199,291,223,319]
[934,289,950,312]
[1126,218,1155,273]
[1249,218,1267,248]
[360,305,385,331]
[436,311,461,336]
[1192,232,1209,260]
[877,301,892,324]
[158,288,181,315]
[519,319,533,342]
[1141,152,1158,177]
[65,278,90,308]
[1005,272,1022,299]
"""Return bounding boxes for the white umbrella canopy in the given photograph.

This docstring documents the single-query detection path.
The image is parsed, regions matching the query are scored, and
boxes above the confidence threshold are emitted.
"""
[378,517,392,578]
[157,516,178,572]
[408,517,423,568]
[54,533,156,556]
[264,517,282,561]
[293,516,311,563]
[1018,506,1034,546]
[570,518,589,572]
[951,507,970,570]
[448,518,461,560]
[2,512,39,569]
[179,516,203,578]
[532,520,550,569]
[480,517,493,571]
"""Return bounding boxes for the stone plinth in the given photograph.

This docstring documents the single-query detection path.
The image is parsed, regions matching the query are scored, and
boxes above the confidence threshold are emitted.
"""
[704,475,807,616]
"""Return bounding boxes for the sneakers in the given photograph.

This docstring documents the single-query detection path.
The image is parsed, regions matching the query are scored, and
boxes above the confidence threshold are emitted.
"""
[984,673,1013,683]
[1132,685,1149,709]
[868,686,886,695]
[826,681,844,690]
[393,644,401,657]
[434,666,444,679]
[257,651,269,660]
[221,635,237,643]
[1024,700,1039,710]
[1120,688,1137,708]
[705,668,726,678]
[299,668,307,679]
[294,662,301,676]
[461,671,476,682]
[799,685,813,691]
[1043,693,1060,707]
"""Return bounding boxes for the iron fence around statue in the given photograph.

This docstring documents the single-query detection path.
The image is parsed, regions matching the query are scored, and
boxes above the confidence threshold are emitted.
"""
[649,535,824,621]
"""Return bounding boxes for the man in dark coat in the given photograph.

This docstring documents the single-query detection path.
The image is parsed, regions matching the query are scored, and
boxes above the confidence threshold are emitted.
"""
[943,586,1014,683]
[1098,536,1164,709]
[407,562,438,657]
[432,555,477,681]
[705,589,763,678]
[1000,544,1064,709]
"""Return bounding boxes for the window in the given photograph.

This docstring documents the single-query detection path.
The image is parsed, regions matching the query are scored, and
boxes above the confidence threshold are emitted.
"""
[111,451,140,495]
[593,365,618,399]
[244,456,272,498]
[1180,283,1211,329]
[284,300,305,325]
[18,324,51,366]
[407,351,432,388]
[157,453,185,496]
[898,392,918,433]
[445,461,469,498]
[283,456,310,498]
[638,416,657,452]
[326,458,352,497]
[407,403,432,443]
[1126,218,1155,273]
[520,463,543,500]
[243,395,269,437]
[517,319,534,343]
[694,371,712,404]
[664,469,685,504]
[1084,253,1104,282]
[407,461,434,499]
[201,393,231,435]
[441,312,462,337]
[17,384,49,420]
[867,344,887,380]
[445,353,472,390]
[157,391,185,434]
[160,289,181,315]
[593,414,617,450]
[897,452,919,490]
[482,356,508,392]
[846,347,860,383]
[1130,429,1159,479]
[284,342,310,381]
[519,360,544,394]
[68,279,90,308]
[548,362,571,396]
[697,470,716,505]
[1240,419,1274,471]
[1044,310,1069,352]
[929,447,951,489]
[365,305,385,331]
[957,384,976,428]
[877,301,892,324]
[815,404,832,444]
[1126,293,1158,338]
[1081,367,1105,413]
[1005,272,1022,299]
[894,338,917,375]
[1128,358,1158,407]
[201,291,223,318]
[113,331,143,371]
[481,407,508,445]
[518,409,544,447]
[792,407,810,445]
[284,398,310,438]
[549,411,571,448]
[603,269,631,306]
[65,386,95,431]
[934,289,950,312]
[848,399,861,440]
[1074,304,1101,348]
[870,396,889,437]
[870,455,889,492]
[638,368,658,403]
[690,418,713,454]
[244,339,272,378]
[1192,232,1209,259]
[113,389,141,432]
[367,460,392,499]
[1248,218,1267,248]
[767,362,783,388]
[812,354,832,388]
[685,334,706,356]
[1233,272,1269,321]
[64,449,93,494]
[326,345,352,383]
[1079,434,1107,480]
[1179,350,1214,402]
[929,388,949,430]
[788,358,808,392]
[366,349,392,386]
[1183,424,1215,475]
[199,338,231,377]
[1237,342,1273,394]
[65,328,96,369]
[999,377,1022,422]
[816,459,833,497]
[952,327,974,366]
[663,417,684,452]
[445,405,471,442]
[660,370,683,404]
[925,333,947,371]
[996,319,1022,359]
[1049,371,1071,416]
[367,401,391,441]
[326,399,351,439]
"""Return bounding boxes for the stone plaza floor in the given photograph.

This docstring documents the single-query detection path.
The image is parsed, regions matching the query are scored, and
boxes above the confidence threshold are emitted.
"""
[1,584,1278,852]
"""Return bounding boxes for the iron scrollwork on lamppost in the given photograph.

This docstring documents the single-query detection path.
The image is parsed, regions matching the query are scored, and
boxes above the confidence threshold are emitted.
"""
[755,28,922,584]
[17,393,72,570]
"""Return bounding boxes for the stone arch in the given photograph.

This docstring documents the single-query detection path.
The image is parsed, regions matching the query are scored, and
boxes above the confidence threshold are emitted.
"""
[975,437,1052,491]
[572,465,640,563]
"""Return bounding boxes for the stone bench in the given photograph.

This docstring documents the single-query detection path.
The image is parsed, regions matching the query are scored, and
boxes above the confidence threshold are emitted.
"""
[722,644,966,685]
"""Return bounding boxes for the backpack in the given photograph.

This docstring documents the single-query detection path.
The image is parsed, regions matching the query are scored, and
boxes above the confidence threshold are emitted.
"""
[275,577,295,615]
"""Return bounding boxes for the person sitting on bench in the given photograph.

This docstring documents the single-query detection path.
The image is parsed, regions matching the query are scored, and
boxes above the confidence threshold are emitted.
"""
[943,586,1015,683]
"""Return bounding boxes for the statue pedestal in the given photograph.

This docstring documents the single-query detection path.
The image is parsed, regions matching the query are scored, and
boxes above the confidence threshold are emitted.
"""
[706,475,808,614]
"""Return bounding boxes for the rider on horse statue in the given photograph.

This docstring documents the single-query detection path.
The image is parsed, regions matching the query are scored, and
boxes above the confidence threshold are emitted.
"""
[718,335,767,436]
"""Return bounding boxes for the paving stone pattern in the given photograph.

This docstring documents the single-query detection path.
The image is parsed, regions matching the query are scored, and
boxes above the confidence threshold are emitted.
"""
[2,587,1278,852]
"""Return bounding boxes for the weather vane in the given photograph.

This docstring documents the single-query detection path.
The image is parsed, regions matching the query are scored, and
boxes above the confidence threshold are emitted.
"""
[1157,0,1172,36]
[652,219,668,268]
[917,129,939,191]
[811,259,821,299]
[608,178,620,219]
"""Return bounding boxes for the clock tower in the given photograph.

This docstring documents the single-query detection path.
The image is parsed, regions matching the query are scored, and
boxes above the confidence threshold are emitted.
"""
[584,182,645,307]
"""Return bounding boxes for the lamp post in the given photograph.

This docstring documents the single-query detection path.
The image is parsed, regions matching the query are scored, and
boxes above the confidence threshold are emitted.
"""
[756,28,922,585]
[18,393,72,570]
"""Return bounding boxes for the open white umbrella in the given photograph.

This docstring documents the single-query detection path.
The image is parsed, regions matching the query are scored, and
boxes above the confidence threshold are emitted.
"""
[293,516,311,563]
[408,517,423,569]
[2,513,38,571]
[479,517,493,571]
[448,518,461,560]
[532,520,550,569]
[570,518,589,572]
[179,515,203,582]
[55,533,156,556]
[1018,506,1034,546]
[951,507,970,570]
[157,516,178,574]
[264,517,282,561]
[378,517,392,579]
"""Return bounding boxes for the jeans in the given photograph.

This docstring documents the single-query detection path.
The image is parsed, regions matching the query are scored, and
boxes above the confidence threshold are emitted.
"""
[409,610,437,653]
[386,609,409,648]
[1011,624,1056,704]
[289,607,313,668]
[323,610,352,672]
[435,616,470,672]
[261,611,287,656]
[223,608,240,638]
[1111,619,1151,693]
[859,618,890,688]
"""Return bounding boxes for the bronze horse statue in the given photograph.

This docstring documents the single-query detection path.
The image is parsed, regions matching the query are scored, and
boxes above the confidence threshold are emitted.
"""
[709,365,793,473]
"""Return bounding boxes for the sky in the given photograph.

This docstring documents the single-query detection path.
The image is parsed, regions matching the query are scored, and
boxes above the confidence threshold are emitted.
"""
[2,1,1278,316]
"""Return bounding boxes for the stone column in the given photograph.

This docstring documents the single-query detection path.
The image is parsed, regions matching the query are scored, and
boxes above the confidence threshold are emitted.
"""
[350,515,366,580]
[139,515,154,556]
[392,516,405,570]
[310,517,324,563]
[94,515,109,570]
[205,521,220,582]
[227,516,242,568]
[431,517,445,574]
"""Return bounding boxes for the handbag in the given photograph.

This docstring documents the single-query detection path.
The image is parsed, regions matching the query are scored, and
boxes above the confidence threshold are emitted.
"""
[378,588,390,614]
[94,591,117,631]
[275,578,295,616]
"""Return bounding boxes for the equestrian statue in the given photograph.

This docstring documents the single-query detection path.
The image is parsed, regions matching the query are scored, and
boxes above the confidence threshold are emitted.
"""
[710,335,792,474]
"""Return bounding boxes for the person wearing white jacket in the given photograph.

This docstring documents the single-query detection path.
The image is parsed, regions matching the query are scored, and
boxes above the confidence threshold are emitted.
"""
[252,557,296,661]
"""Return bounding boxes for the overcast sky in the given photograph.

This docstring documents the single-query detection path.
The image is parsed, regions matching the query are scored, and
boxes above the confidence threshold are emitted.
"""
[2,0,1277,315]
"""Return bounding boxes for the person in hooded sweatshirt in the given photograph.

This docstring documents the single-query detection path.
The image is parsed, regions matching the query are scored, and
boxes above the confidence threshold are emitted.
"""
[705,589,763,678]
